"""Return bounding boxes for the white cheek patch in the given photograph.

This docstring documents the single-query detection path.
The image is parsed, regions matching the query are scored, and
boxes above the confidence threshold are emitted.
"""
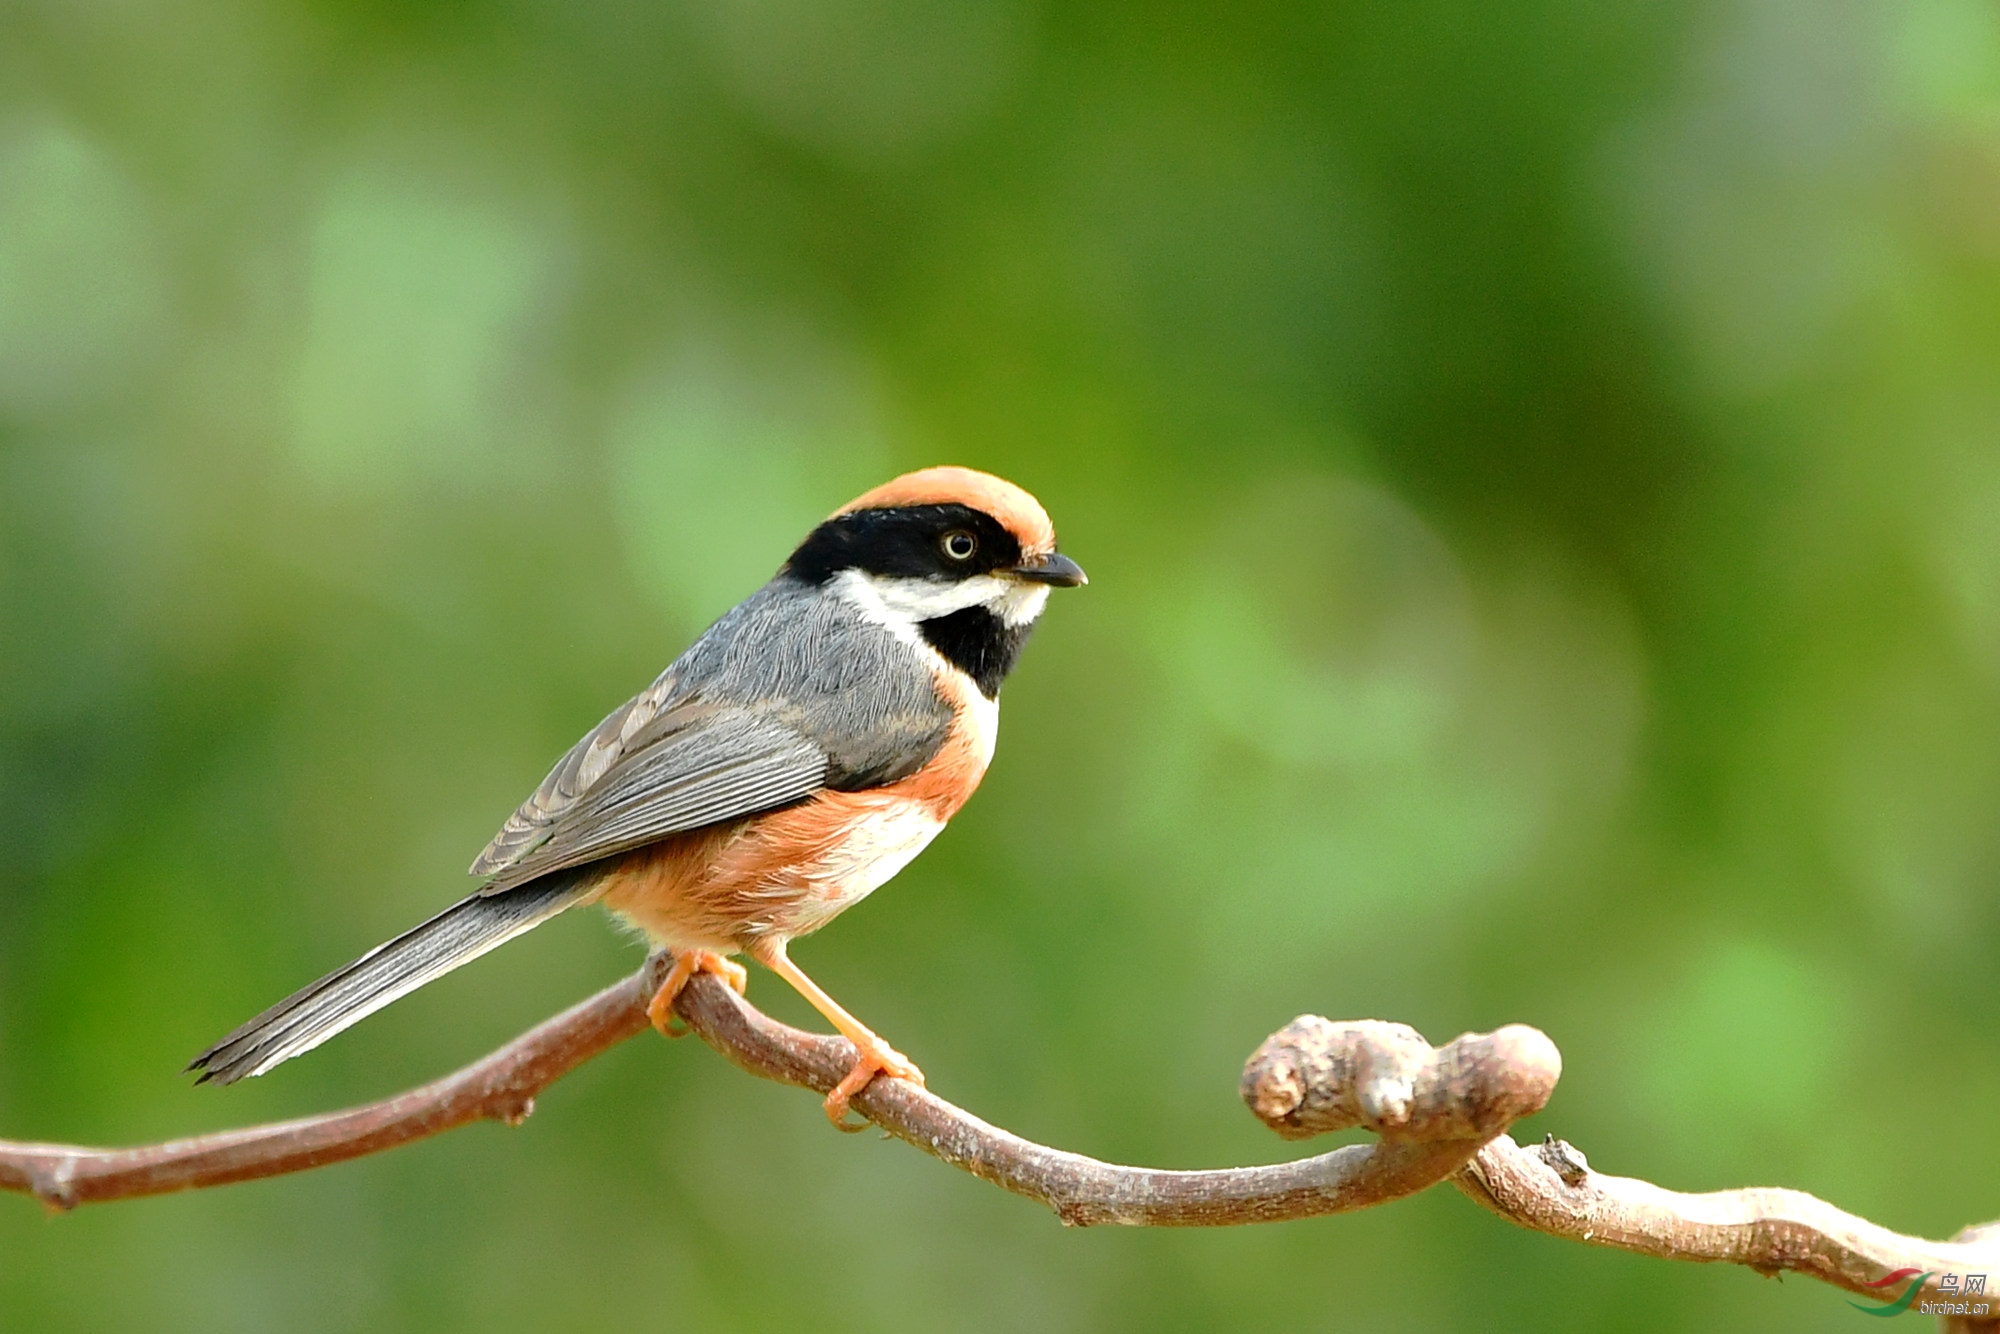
[870,573,1013,621]
[994,582,1049,628]
[828,569,924,647]
[831,569,1047,635]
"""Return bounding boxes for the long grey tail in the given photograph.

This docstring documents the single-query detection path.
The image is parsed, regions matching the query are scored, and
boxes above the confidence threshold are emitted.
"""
[187,870,597,1086]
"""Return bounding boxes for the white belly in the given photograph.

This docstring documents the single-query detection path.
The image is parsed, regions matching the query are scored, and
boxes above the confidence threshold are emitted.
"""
[788,801,945,936]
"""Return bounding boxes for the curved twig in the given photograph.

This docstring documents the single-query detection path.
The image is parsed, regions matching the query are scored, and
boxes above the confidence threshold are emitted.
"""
[2,959,1994,1330]
[0,960,1504,1222]
[672,961,1514,1226]
[1457,1136,2000,1313]
[0,968,653,1210]
[1241,1006,2000,1320]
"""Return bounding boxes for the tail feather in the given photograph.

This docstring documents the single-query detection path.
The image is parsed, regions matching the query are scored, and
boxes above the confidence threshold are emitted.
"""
[188,871,596,1086]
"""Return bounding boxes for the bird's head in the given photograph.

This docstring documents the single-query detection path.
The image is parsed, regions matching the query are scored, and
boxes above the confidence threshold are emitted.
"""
[783,465,1086,648]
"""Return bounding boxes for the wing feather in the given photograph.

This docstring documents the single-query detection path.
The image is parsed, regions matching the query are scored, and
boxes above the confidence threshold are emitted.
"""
[475,698,828,892]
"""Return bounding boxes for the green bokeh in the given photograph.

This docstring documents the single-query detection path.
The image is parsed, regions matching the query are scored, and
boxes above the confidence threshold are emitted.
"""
[3,1,1997,1329]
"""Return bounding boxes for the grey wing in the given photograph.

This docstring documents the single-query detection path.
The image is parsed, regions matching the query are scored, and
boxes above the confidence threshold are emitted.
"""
[471,689,828,892]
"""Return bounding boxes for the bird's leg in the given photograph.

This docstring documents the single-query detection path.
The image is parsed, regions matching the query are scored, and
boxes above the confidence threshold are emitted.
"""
[647,948,749,1038]
[749,939,925,1131]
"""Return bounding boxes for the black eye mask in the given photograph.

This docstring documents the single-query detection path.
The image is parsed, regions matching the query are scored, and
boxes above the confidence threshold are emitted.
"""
[783,504,1024,585]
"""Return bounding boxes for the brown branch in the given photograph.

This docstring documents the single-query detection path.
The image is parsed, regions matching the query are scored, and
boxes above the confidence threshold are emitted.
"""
[2,960,1994,1328]
[1456,1136,2000,1318]
[1238,1007,2000,1325]
[670,960,1536,1226]
[0,968,653,1210]
[0,960,1512,1223]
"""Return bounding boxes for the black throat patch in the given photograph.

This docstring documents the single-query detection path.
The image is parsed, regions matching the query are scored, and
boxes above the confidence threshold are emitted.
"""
[919,607,1033,700]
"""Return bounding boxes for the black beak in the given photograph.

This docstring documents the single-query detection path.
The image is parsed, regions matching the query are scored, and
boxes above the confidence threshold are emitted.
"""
[1009,552,1088,587]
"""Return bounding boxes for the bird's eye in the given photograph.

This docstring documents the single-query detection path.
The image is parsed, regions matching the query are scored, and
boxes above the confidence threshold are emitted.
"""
[940,530,978,562]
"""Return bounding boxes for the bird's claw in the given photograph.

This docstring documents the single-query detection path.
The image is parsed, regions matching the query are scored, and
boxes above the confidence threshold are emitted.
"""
[647,949,748,1038]
[823,1040,925,1131]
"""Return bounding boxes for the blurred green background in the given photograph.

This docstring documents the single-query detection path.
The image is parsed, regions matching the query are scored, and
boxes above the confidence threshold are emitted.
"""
[3,0,1998,1329]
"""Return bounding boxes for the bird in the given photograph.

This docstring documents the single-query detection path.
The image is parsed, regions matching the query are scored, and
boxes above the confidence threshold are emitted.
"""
[187,465,1087,1125]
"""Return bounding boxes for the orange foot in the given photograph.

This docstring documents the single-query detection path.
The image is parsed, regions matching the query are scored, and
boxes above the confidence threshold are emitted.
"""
[647,949,749,1039]
[745,937,928,1131]
[824,1037,925,1132]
